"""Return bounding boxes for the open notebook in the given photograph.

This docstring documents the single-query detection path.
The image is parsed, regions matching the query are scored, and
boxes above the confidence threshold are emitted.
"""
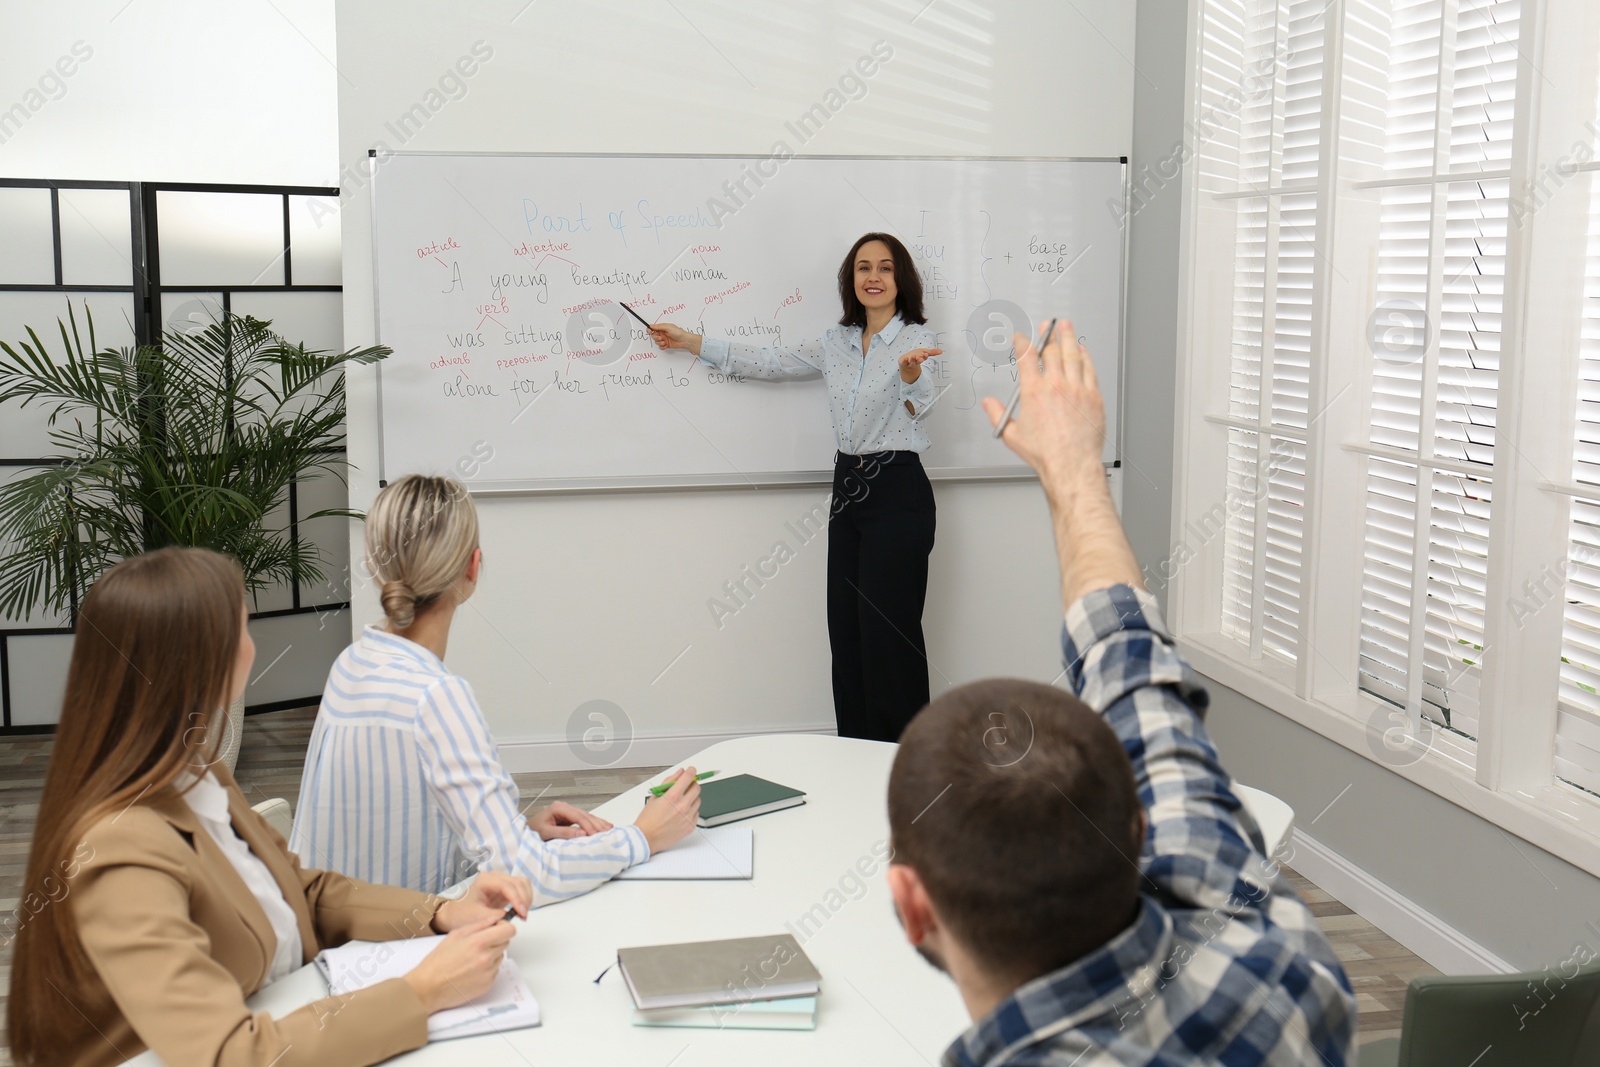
[613,824,753,880]
[315,934,540,1040]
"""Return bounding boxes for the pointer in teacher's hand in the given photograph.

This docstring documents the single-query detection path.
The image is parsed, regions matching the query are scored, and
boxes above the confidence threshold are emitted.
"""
[899,347,942,384]
[617,300,653,330]
[648,322,702,358]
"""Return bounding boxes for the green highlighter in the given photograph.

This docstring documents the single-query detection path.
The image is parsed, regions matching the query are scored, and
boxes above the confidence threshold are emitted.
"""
[648,770,718,797]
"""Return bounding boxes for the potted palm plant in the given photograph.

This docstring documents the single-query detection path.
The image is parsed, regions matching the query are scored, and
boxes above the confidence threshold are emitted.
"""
[0,303,388,768]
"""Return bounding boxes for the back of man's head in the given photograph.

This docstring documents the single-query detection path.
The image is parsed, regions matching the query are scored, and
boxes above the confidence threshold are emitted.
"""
[888,678,1144,984]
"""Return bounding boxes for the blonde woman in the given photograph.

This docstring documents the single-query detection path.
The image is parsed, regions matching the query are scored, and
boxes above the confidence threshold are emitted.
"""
[291,474,701,898]
[7,547,531,1067]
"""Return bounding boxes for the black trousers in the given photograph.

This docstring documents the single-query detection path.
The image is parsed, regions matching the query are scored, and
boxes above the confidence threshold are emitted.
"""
[827,451,936,742]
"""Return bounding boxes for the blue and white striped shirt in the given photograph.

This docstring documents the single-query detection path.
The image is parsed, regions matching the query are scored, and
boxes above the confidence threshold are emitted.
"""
[289,626,648,899]
[943,586,1356,1066]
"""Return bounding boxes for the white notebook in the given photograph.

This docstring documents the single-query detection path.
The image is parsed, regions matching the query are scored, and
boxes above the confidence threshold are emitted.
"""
[614,824,753,880]
[633,995,817,1030]
[315,934,540,1040]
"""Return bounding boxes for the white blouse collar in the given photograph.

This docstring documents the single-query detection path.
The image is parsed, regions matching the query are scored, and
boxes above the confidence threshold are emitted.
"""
[177,769,231,823]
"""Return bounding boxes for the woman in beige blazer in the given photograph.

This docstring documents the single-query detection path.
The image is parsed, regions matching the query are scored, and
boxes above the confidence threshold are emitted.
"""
[7,547,534,1067]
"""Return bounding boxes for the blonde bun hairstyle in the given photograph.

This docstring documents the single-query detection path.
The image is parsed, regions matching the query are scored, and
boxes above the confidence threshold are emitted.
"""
[365,475,480,630]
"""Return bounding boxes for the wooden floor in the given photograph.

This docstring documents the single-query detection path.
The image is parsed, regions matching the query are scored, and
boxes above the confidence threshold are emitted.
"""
[0,706,1431,1058]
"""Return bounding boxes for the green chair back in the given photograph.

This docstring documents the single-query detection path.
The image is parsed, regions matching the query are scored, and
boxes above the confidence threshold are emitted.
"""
[1365,960,1600,1066]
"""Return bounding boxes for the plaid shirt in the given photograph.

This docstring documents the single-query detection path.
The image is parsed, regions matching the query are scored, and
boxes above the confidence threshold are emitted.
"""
[943,585,1356,1067]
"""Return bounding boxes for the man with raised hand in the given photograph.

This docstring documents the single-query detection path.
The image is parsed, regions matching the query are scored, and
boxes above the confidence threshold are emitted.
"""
[885,321,1355,1065]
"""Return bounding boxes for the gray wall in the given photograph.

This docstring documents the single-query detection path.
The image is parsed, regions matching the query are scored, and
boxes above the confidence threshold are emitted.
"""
[1123,1,1600,972]
[1205,687,1600,971]
[1120,0,1185,595]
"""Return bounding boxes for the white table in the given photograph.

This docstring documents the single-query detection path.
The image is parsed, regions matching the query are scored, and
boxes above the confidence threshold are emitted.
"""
[127,734,1295,1065]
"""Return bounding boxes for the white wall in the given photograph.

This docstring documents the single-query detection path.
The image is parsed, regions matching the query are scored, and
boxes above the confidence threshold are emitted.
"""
[0,2,348,722]
[1,1,337,185]
[335,0,1137,767]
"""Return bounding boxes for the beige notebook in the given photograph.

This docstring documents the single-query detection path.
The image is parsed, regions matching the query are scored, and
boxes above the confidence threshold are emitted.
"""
[617,933,821,1011]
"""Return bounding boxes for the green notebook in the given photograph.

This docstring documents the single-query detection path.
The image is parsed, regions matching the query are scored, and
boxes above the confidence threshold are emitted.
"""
[695,774,806,827]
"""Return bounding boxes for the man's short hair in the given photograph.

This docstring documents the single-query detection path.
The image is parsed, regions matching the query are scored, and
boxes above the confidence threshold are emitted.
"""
[888,678,1143,981]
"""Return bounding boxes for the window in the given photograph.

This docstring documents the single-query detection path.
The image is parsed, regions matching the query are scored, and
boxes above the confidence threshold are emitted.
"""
[1354,0,1520,746]
[1554,117,1600,795]
[1175,0,1600,873]
[0,180,350,731]
[1211,0,1327,662]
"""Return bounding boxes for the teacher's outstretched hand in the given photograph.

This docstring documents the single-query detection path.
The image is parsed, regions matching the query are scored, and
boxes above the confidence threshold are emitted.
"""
[898,347,942,383]
[649,322,701,357]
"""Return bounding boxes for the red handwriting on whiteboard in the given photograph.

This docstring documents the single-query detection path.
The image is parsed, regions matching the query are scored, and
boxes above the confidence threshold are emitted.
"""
[703,281,752,306]
[416,238,460,258]
[774,287,802,316]
[562,296,609,316]
[512,239,572,256]
[496,354,548,369]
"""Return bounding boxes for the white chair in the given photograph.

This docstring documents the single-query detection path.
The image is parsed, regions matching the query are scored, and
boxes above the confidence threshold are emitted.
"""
[250,797,294,840]
[1234,784,1294,857]
[218,696,246,773]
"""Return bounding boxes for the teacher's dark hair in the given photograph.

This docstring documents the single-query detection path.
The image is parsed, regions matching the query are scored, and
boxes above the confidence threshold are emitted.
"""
[887,678,1144,984]
[837,232,926,329]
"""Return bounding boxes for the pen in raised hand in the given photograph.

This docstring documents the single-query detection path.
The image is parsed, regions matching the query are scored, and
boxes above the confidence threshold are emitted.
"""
[992,318,1058,438]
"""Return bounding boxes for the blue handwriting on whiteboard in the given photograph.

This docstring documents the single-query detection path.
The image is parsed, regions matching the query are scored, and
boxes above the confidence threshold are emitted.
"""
[523,199,592,234]
[637,199,718,243]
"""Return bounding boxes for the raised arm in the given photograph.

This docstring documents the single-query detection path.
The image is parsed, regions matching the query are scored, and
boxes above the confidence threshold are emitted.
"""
[980,320,1134,607]
[415,676,654,903]
[649,321,824,380]
[983,323,1272,912]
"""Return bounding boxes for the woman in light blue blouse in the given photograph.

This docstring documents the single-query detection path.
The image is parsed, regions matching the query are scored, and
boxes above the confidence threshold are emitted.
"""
[292,475,704,897]
[651,233,942,741]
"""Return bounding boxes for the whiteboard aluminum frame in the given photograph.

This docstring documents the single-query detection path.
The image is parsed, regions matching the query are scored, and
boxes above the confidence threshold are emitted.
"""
[369,150,1129,494]
[450,463,1122,497]
[370,149,389,484]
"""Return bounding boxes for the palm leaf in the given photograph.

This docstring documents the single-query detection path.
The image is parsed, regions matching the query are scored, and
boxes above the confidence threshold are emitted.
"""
[0,305,389,620]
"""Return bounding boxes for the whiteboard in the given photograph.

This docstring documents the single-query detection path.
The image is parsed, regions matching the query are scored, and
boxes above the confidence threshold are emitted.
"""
[371,153,1125,490]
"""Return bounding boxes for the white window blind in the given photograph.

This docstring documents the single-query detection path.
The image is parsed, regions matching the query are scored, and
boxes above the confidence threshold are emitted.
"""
[1554,107,1600,795]
[1354,0,1519,748]
[1210,0,1326,662]
[1186,0,1600,858]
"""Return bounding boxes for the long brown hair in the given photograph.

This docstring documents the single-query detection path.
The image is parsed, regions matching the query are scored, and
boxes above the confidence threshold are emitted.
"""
[8,547,244,1064]
[836,231,927,329]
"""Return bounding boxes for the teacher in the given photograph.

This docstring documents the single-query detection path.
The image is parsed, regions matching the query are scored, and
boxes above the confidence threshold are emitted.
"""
[650,232,942,742]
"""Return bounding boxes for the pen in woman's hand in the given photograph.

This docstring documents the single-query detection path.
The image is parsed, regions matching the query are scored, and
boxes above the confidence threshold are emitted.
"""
[648,769,718,797]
